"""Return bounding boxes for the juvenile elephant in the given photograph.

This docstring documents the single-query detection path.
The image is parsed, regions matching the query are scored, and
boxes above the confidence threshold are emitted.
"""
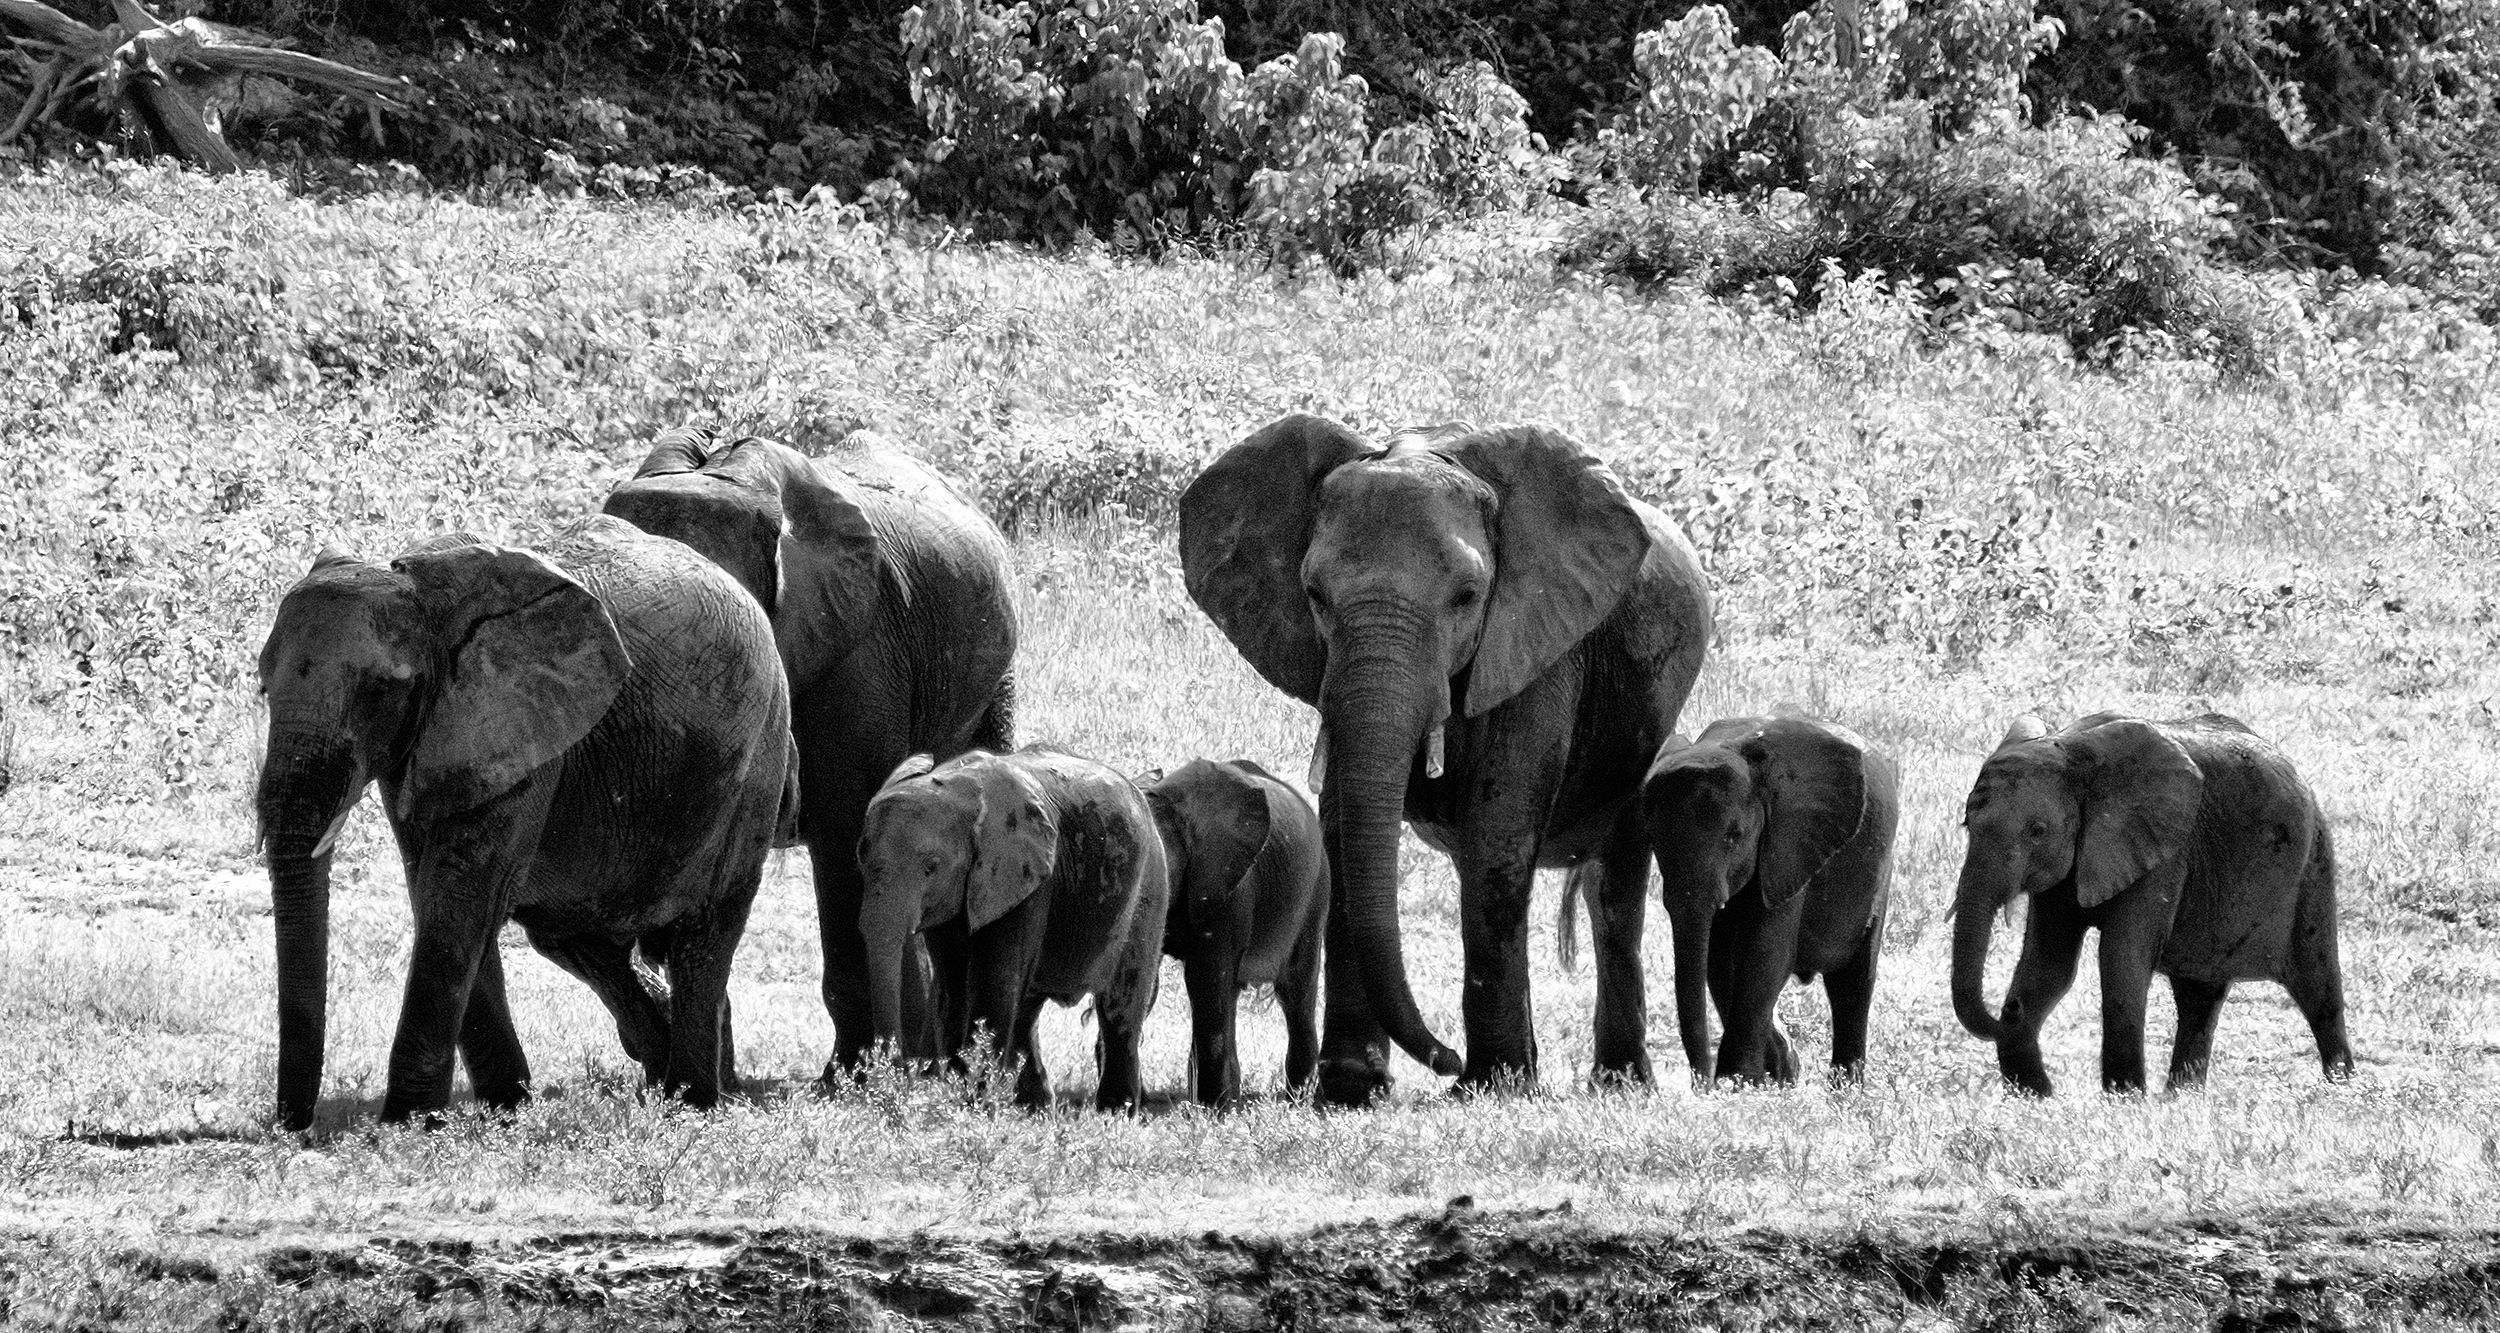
[1953,711,2355,1096]
[602,428,1017,1081]
[254,517,794,1130]
[1635,716,1895,1086]
[857,748,1170,1111]
[1181,415,1710,1103]
[1142,758,1326,1107]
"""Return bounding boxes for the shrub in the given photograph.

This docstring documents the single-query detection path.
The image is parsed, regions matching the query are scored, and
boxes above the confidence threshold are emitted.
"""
[1563,0,2268,367]
[2024,0,2440,269]
[899,0,1539,266]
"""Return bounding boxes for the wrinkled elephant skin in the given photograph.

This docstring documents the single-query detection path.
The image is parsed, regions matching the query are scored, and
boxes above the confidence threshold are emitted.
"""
[255,517,793,1131]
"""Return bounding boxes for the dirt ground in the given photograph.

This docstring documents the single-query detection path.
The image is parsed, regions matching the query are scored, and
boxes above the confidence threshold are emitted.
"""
[11,1206,2500,1331]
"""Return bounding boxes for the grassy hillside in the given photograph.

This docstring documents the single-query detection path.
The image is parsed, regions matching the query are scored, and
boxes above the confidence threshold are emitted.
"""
[2,161,2498,1317]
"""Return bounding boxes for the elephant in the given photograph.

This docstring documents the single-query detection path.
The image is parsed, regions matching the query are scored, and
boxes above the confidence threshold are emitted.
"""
[1179,414,1711,1104]
[254,516,795,1130]
[1634,715,1895,1086]
[1952,711,2356,1096]
[601,427,1017,1080]
[856,747,1170,1111]
[1141,758,1326,1107]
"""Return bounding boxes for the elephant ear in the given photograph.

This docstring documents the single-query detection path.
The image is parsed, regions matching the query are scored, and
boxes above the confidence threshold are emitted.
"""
[968,759,1059,931]
[1166,761,1273,925]
[1997,714,2051,750]
[391,539,630,824]
[713,438,885,682]
[881,752,940,791]
[1179,415,1379,706]
[2068,717,2204,909]
[1740,719,1870,911]
[1436,425,1653,716]
[631,424,719,478]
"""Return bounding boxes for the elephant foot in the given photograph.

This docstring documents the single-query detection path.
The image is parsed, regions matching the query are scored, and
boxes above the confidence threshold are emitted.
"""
[474,1082,534,1115]
[1316,1057,1392,1109]
[1450,1067,1540,1099]
[1589,1058,1655,1091]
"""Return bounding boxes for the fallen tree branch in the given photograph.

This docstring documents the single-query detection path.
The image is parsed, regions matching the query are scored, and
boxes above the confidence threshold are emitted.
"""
[0,0,420,169]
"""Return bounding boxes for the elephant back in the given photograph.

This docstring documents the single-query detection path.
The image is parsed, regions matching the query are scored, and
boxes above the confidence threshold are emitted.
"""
[2155,717,2319,978]
[1023,750,1169,1001]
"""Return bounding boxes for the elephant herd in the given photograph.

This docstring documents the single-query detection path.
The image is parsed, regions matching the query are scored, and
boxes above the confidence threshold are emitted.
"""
[250,414,2356,1130]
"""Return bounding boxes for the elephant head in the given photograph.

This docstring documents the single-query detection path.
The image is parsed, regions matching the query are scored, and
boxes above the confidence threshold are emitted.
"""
[1951,713,2204,1040]
[1143,759,1273,954]
[1179,414,1652,1077]
[1643,717,1871,1075]
[601,429,883,692]
[856,753,1058,1049]
[255,534,631,1130]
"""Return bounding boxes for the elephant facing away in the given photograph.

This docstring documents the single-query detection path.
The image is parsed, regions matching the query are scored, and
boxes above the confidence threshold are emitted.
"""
[1953,711,2355,1096]
[1181,415,1711,1104]
[1143,758,1327,1107]
[1632,716,1895,1086]
[602,428,1017,1081]
[254,516,794,1130]
[857,747,1170,1111]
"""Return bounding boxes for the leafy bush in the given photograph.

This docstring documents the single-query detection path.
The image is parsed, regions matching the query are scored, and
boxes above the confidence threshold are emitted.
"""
[1562,0,2269,367]
[898,0,1538,266]
[2024,0,2438,269]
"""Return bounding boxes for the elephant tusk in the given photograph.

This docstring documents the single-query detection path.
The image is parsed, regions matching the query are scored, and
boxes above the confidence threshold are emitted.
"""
[308,802,357,859]
[1306,729,1328,792]
[1424,725,1444,779]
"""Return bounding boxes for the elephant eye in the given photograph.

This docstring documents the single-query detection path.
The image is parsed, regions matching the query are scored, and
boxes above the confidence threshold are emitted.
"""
[1305,584,1329,610]
[2025,819,2048,839]
[1451,586,1480,609]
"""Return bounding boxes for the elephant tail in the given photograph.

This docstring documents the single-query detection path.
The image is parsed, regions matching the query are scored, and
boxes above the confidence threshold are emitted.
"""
[1555,864,1595,974]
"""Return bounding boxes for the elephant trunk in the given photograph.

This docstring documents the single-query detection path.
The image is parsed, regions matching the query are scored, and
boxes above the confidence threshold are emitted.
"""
[1667,901,1716,1084]
[268,846,333,1131]
[1318,618,1463,1079]
[865,930,907,1059]
[1950,856,2006,1041]
[258,730,362,1132]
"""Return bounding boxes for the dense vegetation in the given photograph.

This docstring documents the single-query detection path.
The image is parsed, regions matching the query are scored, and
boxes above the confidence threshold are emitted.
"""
[7,0,2498,333]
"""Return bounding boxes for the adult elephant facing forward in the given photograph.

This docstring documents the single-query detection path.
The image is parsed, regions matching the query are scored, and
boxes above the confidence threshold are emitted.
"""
[1181,415,1711,1104]
[603,428,1017,1080]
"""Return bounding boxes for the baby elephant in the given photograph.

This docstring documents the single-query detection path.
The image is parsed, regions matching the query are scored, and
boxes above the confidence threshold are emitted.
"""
[1141,759,1326,1107]
[1953,712,2354,1096]
[1640,716,1897,1086]
[858,747,1170,1110]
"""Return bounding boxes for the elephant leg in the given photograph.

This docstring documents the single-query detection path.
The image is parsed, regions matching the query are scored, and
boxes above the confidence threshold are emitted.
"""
[385,783,552,1123]
[923,918,973,1071]
[1583,806,1655,1087]
[2285,835,2355,1081]
[1454,848,1541,1093]
[1996,895,2087,1097]
[801,691,913,1080]
[662,883,760,1110]
[455,938,532,1111]
[2095,902,2165,1095]
[2166,975,2230,1091]
[968,673,1016,753]
[525,926,670,1084]
[1183,945,1242,1109]
[1096,957,1160,1116]
[1277,914,1322,1097]
[964,921,1043,1106]
[1715,890,1799,1086]
[1820,927,1880,1083]
[1010,994,1052,1111]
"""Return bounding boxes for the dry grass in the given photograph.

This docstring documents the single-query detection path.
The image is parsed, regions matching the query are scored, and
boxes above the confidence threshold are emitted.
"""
[1,163,2497,1258]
